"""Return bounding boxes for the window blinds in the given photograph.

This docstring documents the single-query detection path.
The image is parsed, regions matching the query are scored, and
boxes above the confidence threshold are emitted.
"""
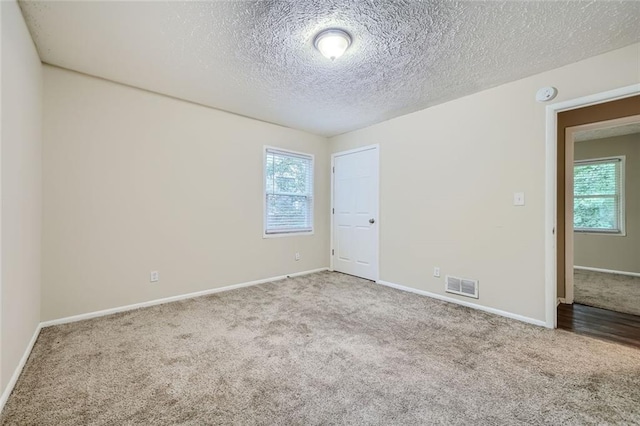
[265,148,314,234]
[574,157,623,232]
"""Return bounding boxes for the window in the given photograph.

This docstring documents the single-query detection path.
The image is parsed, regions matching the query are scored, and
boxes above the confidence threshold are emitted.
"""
[264,147,314,236]
[574,156,625,234]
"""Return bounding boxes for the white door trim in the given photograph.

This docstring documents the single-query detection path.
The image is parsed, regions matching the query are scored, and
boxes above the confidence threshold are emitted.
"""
[564,126,576,306]
[544,83,640,329]
[330,144,380,281]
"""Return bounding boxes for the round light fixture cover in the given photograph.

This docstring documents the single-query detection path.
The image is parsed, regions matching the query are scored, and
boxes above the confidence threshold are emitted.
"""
[314,29,351,60]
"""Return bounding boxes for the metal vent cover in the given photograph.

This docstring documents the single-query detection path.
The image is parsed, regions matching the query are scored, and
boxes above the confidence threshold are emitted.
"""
[446,275,479,299]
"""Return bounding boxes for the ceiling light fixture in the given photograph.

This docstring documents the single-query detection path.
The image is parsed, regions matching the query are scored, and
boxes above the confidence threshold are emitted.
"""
[314,29,351,60]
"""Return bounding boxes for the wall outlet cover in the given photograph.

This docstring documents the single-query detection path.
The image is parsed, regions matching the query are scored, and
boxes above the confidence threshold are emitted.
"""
[513,192,525,206]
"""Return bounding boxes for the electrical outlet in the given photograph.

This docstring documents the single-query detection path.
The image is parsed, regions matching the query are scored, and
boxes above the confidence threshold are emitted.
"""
[150,271,159,283]
[433,267,440,278]
[295,252,301,261]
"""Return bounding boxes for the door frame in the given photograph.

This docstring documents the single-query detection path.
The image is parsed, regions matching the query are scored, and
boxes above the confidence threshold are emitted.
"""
[330,144,380,281]
[544,84,640,329]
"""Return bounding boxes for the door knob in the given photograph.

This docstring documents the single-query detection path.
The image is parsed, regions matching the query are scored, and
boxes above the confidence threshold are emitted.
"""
[369,218,375,224]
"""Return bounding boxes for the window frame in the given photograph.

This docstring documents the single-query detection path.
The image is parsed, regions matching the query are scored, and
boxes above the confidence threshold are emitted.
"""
[573,155,626,236]
[263,146,315,238]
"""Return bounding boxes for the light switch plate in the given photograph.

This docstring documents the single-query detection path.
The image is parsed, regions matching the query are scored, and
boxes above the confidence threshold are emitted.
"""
[513,192,525,206]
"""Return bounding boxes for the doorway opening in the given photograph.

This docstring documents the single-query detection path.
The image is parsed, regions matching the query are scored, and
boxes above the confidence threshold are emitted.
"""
[552,92,640,347]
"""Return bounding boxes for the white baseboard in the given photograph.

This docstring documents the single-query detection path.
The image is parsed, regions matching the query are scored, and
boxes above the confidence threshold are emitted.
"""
[377,279,547,328]
[0,324,42,414]
[40,267,329,328]
[574,265,640,277]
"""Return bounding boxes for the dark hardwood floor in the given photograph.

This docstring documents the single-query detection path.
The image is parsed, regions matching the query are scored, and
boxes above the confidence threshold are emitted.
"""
[557,303,640,348]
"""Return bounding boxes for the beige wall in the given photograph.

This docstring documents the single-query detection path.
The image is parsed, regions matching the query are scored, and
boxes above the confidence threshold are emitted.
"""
[0,0,43,392]
[329,43,640,322]
[42,66,329,321]
[574,133,640,273]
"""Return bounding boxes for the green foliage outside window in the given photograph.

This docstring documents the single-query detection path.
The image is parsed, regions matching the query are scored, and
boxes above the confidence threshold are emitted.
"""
[573,160,620,232]
[265,150,313,234]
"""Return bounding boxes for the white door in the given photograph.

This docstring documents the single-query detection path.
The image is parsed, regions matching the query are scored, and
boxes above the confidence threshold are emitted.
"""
[332,146,379,281]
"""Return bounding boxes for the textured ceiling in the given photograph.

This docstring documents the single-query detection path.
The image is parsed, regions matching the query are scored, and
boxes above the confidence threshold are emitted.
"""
[20,1,640,137]
[574,122,640,142]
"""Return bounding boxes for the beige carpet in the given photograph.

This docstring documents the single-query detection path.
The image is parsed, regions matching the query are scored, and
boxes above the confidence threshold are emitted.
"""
[2,271,639,425]
[574,269,640,316]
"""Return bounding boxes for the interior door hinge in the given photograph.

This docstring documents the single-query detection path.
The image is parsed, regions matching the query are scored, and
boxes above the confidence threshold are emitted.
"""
[332,208,334,214]
[332,166,335,173]
[332,249,334,255]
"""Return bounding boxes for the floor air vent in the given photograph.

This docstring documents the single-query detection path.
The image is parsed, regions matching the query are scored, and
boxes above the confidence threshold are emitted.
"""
[445,275,479,299]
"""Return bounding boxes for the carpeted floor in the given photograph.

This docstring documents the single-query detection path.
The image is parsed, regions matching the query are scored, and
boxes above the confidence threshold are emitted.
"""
[2,271,640,425]
[574,269,640,316]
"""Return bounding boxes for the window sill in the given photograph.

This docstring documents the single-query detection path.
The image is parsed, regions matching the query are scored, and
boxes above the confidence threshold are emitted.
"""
[574,230,626,237]
[263,231,315,239]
